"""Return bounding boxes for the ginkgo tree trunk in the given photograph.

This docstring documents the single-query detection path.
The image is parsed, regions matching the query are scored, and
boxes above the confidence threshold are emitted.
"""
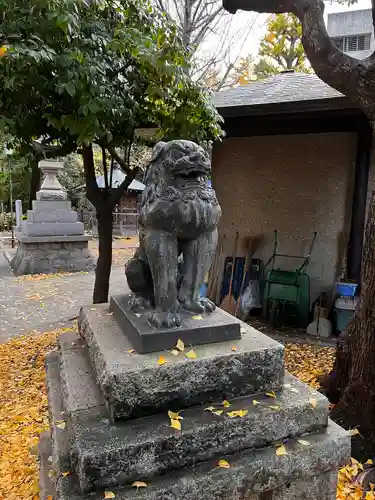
[223,0,375,435]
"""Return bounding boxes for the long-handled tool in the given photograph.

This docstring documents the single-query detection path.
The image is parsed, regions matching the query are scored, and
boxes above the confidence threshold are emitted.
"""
[209,233,226,304]
[220,231,239,315]
[234,234,263,318]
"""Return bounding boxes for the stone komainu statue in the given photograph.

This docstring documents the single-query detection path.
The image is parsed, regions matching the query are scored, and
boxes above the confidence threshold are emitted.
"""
[125,139,222,329]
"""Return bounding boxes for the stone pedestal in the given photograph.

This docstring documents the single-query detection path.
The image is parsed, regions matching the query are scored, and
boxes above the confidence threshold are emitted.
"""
[11,160,95,275]
[39,302,350,500]
[10,235,95,276]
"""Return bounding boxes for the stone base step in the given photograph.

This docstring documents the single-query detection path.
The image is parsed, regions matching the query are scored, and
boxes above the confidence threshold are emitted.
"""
[78,306,285,420]
[45,351,71,475]
[69,375,329,492]
[50,333,329,493]
[44,420,349,500]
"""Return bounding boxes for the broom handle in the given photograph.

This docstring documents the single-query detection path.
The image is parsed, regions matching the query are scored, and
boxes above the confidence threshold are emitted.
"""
[235,244,251,317]
[227,231,239,299]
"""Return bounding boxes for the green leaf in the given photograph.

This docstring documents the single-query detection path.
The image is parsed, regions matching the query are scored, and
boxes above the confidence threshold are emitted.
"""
[65,82,76,97]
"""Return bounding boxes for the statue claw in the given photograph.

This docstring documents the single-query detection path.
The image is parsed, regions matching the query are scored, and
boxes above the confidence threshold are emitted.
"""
[148,311,181,329]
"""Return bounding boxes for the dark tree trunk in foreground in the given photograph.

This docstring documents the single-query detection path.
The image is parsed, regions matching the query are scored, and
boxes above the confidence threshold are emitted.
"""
[93,206,113,303]
[82,143,138,304]
[223,0,375,435]
[324,191,375,433]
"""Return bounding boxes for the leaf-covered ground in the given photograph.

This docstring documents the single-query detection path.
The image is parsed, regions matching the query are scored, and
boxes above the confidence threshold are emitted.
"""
[0,332,369,500]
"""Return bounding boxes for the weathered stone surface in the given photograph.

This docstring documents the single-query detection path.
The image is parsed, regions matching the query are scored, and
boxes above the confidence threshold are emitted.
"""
[59,335,109,424]
[45,352,71,474]
[27,210,78,223]
[79,305,285,420]
[22,221,85,236]
[38,431,56,500]
[56,420,349,500]
[10,239,95,275]
[71,373,328,492]
[110,294,241,354]
[32,200,72,211]
[276,471,337,499]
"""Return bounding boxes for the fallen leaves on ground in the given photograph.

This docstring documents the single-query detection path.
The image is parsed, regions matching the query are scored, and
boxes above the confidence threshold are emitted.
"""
[284,342,371,500]
[16,271,87,283]
[0,326,74,500]
[284,342,335,390]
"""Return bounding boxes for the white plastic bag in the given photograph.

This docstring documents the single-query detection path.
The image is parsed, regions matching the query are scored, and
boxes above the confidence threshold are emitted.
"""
[241,280,261,315]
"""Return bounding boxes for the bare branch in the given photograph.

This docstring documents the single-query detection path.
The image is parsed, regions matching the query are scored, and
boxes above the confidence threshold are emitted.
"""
[223,0,369,112]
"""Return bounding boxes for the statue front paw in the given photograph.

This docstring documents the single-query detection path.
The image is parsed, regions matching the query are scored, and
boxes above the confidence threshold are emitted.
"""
[128,294,153,311]
[180,298,216,314]
[148,311,181,329]
[200,297,216,313]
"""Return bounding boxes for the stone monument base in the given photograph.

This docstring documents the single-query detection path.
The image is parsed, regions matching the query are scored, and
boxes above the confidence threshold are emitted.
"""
[10,235,95,276]
[110,294,241,354]
[38,305,350,500]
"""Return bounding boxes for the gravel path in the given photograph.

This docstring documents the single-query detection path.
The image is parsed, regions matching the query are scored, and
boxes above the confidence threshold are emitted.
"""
[0,243,133,343]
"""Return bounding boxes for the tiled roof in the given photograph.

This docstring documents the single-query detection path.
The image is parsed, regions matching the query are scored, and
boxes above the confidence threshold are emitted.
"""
[212,71,345,110]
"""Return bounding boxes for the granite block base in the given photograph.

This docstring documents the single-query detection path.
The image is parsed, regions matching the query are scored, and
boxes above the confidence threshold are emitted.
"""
[40,318,350,500]
[10,237,95,275]
[78,305,285,420]
[110,294,241,354]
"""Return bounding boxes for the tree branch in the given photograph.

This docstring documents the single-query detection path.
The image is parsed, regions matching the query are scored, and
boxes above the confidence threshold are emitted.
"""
[223,0,375,117]
[31,140,75,160]
[110,166,140,205]
[106,145,130,174]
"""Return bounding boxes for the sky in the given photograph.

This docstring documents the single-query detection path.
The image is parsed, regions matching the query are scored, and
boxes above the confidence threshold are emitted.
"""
[198,0,372,76]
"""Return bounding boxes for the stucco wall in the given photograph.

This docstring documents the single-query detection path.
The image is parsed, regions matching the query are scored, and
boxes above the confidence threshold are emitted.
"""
[212,132,357,301]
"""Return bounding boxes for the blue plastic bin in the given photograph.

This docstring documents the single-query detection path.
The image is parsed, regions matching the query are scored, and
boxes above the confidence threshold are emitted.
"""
[336,282,358,298]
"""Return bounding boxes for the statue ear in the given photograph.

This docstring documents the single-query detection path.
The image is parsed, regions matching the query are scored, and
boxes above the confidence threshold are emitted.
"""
[151,141,167,162]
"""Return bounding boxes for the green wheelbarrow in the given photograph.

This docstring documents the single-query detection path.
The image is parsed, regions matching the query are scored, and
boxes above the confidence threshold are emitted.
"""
[262,230,317,328]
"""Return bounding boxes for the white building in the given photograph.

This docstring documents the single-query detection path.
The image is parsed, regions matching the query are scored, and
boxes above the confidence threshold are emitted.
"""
[327,9,374,60]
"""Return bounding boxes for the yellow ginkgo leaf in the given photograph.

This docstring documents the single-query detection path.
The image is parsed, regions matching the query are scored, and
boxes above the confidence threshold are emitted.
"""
[104,491,116,499]
[238,409,248,417]
[350,428,362,437]
[186,349,197,359]
[170,349,180,356]
[168,410,183,420]
[212,409,224,416]
[132,481,148,489]
[217,459,231,469]
[276,445,287,457]
[297,439,310,446]
[370,482,375,490]
[157,356,167,365]
[367,459,374,465]
[192,315,203,320]
[170,418,182,431]
[176,339,185,352]
[46,496,54,500]
[309,398,317,408]
[266,391,276,399]
[252,400,260,406]
[61,471,71,477]
[227,410,240,418]
[56,420,66,430]
[268,405,280,411]
[126,349,135,354]
[231,346,237,351]
[204,406,216,412]
[222,400,231,408]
